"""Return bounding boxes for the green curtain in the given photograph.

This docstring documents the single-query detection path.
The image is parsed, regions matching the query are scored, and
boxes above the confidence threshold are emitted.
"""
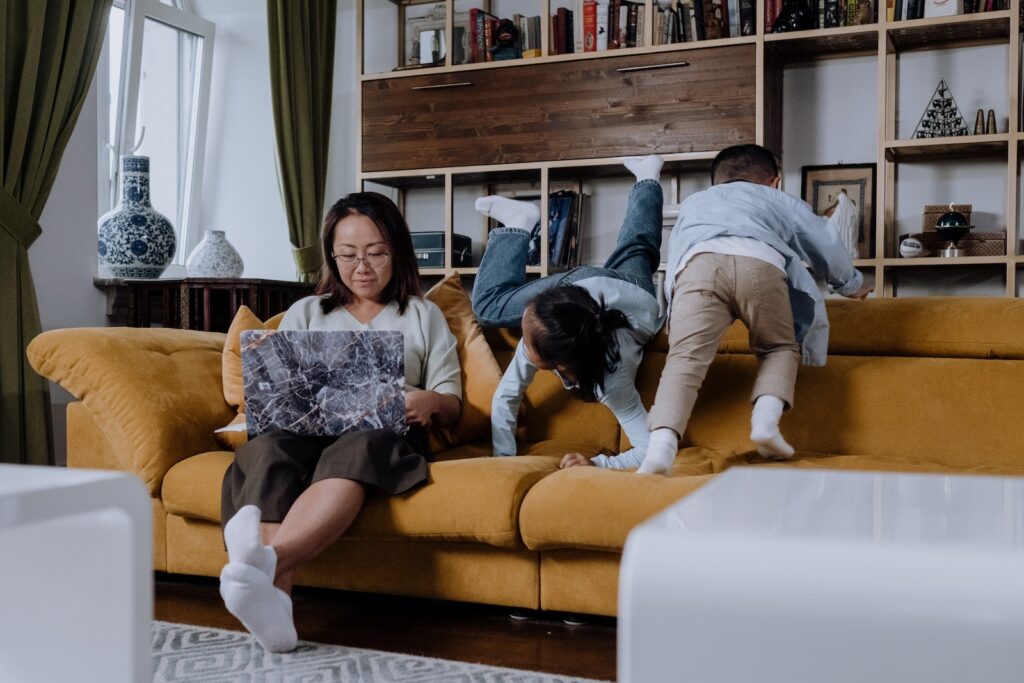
[267,0,337,282]
[1,0,111,465]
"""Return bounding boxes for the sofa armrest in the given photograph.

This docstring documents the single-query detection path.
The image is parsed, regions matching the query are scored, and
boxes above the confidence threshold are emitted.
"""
[28,327,234,494]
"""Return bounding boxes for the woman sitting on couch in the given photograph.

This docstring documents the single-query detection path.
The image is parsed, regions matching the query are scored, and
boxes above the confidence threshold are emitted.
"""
[219,192,462,652]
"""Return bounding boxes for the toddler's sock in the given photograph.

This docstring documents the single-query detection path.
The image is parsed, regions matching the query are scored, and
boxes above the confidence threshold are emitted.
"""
[750,395,795,459]
[220,562,298,653]
[474,196,541,231]
[224,505,277,581]
[637,428,678,475]
[623,155,664,183]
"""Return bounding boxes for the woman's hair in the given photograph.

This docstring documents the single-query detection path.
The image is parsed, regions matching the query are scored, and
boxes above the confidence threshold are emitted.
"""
[314,191,421,314]
[527,285,633,403]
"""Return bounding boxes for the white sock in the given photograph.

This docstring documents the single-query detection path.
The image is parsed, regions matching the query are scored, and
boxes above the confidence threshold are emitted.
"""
[224,505,277,581]
[474,195,541,231]
[637,428,678,475]
[623,155,663,182]
[220,562,298,653]
[750,395,795,459]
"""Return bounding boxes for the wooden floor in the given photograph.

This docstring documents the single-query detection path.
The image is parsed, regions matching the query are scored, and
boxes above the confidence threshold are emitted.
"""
[156,574,618,681]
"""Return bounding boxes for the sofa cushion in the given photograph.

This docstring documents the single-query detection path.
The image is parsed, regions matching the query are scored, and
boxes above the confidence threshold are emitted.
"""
[163,450,561,549]
[423,274,504,446]
[720,298,1024,360]
[27,327,232,494]
[679,352,1024,471]
[519,447,721,552]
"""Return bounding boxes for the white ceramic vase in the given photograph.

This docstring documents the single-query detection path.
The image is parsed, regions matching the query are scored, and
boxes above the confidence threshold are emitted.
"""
[185,229,244,278]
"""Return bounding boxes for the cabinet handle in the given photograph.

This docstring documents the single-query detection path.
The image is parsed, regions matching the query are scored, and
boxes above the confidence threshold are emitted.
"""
[411,81,473,91]
[616,61,690,73]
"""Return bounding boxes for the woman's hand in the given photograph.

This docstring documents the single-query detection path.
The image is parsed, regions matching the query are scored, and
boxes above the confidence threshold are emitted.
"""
[405,390,461,428]
[559,452,594,469]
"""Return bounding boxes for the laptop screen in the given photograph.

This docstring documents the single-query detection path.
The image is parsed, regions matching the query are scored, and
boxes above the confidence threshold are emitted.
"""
[241,329,406,438]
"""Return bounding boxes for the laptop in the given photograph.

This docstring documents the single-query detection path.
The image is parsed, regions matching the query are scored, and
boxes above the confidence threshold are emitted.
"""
[240,329,407,438]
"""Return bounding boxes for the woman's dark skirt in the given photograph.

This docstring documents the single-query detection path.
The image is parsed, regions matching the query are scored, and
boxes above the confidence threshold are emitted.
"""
[221,427,431,527]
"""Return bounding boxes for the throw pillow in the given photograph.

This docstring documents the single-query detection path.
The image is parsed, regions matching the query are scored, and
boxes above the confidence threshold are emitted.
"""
[218,306,285,450]
[222,305,285,411]
[424,273,504,447]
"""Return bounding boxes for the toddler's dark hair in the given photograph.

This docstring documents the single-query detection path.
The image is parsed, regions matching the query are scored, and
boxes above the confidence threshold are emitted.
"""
[711,144,779,185]
[528,285,633,403]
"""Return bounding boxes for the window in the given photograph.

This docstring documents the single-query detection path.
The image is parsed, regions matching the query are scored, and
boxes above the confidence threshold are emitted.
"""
[100,0,215,268]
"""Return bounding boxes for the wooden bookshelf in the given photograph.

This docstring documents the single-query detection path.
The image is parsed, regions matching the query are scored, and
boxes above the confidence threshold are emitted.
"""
[358,0,1023,297]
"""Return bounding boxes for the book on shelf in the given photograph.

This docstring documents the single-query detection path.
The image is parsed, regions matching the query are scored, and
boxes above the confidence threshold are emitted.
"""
[702,0,725,39]
[584,0,599,51]
[738,0,754,35]
[510,190,588,269]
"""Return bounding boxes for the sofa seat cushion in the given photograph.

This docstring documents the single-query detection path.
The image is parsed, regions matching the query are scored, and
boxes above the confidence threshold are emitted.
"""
[519,447,722,552]
[163,450,561,549]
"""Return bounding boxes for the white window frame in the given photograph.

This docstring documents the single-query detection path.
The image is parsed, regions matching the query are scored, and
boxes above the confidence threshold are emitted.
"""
[102,0,215,267]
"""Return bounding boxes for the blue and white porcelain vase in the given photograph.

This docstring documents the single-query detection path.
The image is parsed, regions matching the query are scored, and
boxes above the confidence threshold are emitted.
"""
[185,229,245,278]
[97,156,176,278]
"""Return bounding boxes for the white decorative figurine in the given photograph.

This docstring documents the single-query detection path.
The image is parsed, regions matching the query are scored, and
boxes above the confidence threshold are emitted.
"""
[825,190,859,260]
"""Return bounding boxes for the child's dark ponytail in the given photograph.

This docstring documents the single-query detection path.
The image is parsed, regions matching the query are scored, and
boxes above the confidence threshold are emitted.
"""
[528,285,633,402]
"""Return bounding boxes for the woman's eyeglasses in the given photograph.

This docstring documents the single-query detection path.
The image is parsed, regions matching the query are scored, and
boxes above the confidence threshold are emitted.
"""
[332,252,390,270]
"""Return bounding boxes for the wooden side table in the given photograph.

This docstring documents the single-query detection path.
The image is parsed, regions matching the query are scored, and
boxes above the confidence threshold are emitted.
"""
[94,277,314,332]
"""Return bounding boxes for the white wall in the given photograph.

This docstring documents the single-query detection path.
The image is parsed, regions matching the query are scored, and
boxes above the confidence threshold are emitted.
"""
[194,0,359,281]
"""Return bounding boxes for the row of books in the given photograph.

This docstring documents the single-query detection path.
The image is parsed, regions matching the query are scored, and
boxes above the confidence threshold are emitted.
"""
[654,0,755,44]
[888,0,1008,21]
[521,190,589,269]
[433,0,1010,68]
[765,0,1006,31]
[764,0,873,30]
[551,0,648,56]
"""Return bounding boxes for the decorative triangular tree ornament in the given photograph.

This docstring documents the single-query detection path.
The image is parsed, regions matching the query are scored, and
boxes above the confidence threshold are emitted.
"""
[913,79,971,138]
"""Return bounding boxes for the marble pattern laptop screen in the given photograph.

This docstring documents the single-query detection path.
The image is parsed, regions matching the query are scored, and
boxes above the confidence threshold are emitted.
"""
[241,330,406,437]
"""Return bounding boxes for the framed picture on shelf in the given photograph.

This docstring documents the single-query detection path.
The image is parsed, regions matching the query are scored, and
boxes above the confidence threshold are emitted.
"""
[801,163,876,259]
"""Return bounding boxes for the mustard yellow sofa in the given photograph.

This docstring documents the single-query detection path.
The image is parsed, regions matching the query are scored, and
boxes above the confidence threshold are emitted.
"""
[27,297,1024,617]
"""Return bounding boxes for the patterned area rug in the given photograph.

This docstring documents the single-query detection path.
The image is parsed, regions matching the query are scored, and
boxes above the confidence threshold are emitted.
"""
[153,621,609,682]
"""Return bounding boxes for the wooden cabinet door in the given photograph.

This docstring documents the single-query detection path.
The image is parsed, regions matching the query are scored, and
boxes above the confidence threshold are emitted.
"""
[361,45,756,172]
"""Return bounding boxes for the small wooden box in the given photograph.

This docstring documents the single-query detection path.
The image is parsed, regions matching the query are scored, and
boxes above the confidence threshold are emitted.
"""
[922,204,973,232]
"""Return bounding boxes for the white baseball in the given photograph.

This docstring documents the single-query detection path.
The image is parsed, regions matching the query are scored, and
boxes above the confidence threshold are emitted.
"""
[899,237,926,258]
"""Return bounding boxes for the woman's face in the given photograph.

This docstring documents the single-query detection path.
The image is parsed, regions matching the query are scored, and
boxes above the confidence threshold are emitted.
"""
[331,213,394,304]
[522,308,577,383]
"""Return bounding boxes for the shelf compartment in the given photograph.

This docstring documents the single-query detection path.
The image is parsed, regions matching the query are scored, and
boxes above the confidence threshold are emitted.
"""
[882,255,1008,266]
[884,133,1009,161]
[765,25,880,61]
[548,152,716,181]
[359,172,448,190]
[886,11,1011,52]
[449,167,546,186]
